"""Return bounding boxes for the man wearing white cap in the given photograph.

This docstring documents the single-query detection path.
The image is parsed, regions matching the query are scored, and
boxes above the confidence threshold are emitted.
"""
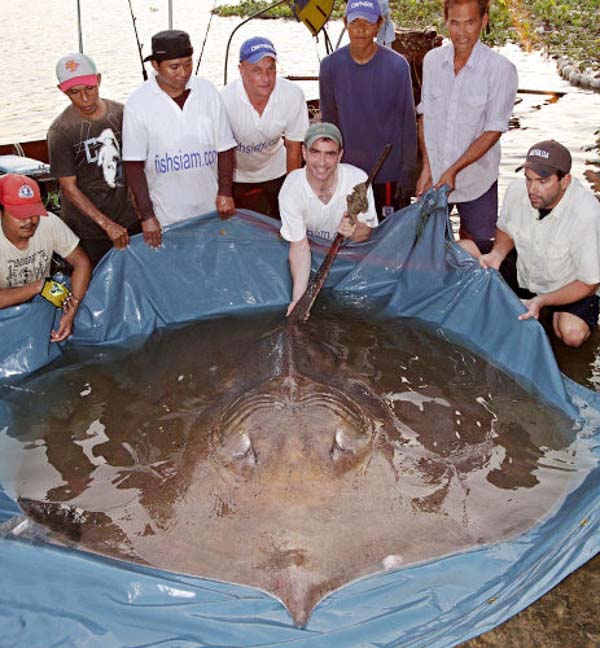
[319,0,417,218]
[123,30,237,246]
[279,123,378,315]
[0,174,91,341]
[48,53,141,266]
[479,140,600,347]
[221,37,308,219]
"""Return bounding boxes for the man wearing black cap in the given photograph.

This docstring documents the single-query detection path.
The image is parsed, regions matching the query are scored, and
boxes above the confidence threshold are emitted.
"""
[478,140,600,347]
[123,30,237,246]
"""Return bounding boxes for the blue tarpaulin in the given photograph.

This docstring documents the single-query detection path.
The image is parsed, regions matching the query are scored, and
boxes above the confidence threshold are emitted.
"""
[0,189,598,646]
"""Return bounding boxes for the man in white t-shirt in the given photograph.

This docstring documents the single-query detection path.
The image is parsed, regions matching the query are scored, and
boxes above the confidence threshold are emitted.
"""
[221,36,309,219]
[123,30,237,247]
[0,174,91,342]
[279,123,378,315]
[479,140,600,347]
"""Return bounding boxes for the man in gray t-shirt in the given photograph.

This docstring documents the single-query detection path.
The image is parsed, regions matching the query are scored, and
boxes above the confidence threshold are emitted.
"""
[48,53,140,266]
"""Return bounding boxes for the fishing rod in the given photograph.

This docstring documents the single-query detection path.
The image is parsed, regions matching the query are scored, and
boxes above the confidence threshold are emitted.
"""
[76,0,84,53]
[195,0,218,75]
[127,0,148,81]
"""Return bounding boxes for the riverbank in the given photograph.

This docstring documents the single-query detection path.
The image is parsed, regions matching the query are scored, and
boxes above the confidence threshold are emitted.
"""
[214,0,599,88]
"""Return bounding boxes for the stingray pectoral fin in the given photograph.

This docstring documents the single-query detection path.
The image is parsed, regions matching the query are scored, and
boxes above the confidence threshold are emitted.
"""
[17,497,109,544]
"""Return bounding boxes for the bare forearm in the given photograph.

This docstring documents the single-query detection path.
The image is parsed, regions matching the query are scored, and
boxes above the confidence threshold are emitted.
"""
[537,281,599,308]
[218,148,235,197]
[284,140,302,173]
[445,131,501,176]
[65,248,92,302]
[0,280,43,309]
[60,182,114,230]
[289,239,311,302]
[349,222,371,243]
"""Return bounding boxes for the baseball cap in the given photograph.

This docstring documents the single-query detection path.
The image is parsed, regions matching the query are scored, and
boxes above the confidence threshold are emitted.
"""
[345,0,382,24]
[516,140,572,177]
[0,174,48,220]
[143,30,193,63]
[304,123,343,149]
[56,53,98,92]
[239,37,277,64]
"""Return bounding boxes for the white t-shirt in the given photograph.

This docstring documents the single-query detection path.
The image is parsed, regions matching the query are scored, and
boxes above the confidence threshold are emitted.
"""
[279,163,378,243]
[0,212,79,289]
[123,74,237,226]
[498,177,600,294]
[221,77,308,183]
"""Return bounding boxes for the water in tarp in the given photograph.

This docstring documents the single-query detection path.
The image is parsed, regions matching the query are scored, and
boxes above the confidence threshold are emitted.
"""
[0,303,585,626]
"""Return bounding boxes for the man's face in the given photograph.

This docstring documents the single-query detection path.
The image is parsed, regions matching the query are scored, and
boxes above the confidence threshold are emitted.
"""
[152,56,193,95]
[446,1,487,57]
[303,138,343,184]
[0,209,41,243]
[64,77,101,117]
[239,57,276,103]
[344,16,382,48]
[525,168,570,210]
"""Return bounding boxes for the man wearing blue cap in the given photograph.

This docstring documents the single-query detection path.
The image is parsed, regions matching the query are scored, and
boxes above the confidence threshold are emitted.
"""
[221,37,309,219]
[319,0,417,219]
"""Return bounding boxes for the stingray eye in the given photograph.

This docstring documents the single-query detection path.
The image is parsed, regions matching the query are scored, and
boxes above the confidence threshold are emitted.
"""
[330,428,355,461]
[233,433,257,464]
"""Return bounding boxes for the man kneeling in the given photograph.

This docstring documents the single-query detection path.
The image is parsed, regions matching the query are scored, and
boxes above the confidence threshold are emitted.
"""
[0,174,91,342]
[278,123,378,316]
[478,140,600,347]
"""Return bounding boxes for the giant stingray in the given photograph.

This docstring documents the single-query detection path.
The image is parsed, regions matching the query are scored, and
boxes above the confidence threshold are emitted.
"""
[3,309,578,626]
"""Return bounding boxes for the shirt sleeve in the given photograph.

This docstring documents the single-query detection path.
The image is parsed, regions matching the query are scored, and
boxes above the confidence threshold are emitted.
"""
[212,87,238,153]
[279,175,308,242]
[47,125,76,179]
[283,84,309,142]
[49,213,80,259]
[573,196,600,285]
[318,57,338,126]
[122,100,149,161]
[497,180,519,237]
[482,57,518,133]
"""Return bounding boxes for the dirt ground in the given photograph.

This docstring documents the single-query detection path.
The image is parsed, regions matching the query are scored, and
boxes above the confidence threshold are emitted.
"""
[461,329,600,647]
[460,554,600,647]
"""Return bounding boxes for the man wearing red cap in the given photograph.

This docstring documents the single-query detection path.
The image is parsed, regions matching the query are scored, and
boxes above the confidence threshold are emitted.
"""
[48,52,141,266]
[0,174,91,342]
[478,140,600,347]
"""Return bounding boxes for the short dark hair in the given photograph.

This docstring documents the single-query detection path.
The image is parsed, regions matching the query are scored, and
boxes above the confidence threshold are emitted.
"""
[556,170,567,180]
[444,0,489,19]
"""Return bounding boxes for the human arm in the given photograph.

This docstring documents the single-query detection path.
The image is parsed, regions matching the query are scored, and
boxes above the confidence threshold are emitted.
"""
[416,115,432,197]
[57,176,129,249]
[479,228,514,270]
[338,216,371,242]
[435,131,501,192]
[318,58,337,126]
[284,140,302,173]
[124,161,162,248]
[519,281,599,321]
[287,237,311,316]
[50,246,92,342]
[0,279,44,309]
[216,147,236,217]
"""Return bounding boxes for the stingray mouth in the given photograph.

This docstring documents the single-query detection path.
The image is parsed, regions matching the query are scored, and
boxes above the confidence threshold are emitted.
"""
[209,377,376,479]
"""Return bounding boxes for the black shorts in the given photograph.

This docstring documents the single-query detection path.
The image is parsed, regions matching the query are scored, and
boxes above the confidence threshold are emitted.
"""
[499,249,599,331]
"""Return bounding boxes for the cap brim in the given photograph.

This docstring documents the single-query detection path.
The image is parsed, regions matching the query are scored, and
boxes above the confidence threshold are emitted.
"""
[346,11,380,23]
[6,202,48,220]
[59,74,99,92]
[516,161,556,177]
[243,52,277,64]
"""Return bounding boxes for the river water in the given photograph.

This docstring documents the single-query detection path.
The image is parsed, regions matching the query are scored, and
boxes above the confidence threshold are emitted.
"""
[1,0,599,201]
